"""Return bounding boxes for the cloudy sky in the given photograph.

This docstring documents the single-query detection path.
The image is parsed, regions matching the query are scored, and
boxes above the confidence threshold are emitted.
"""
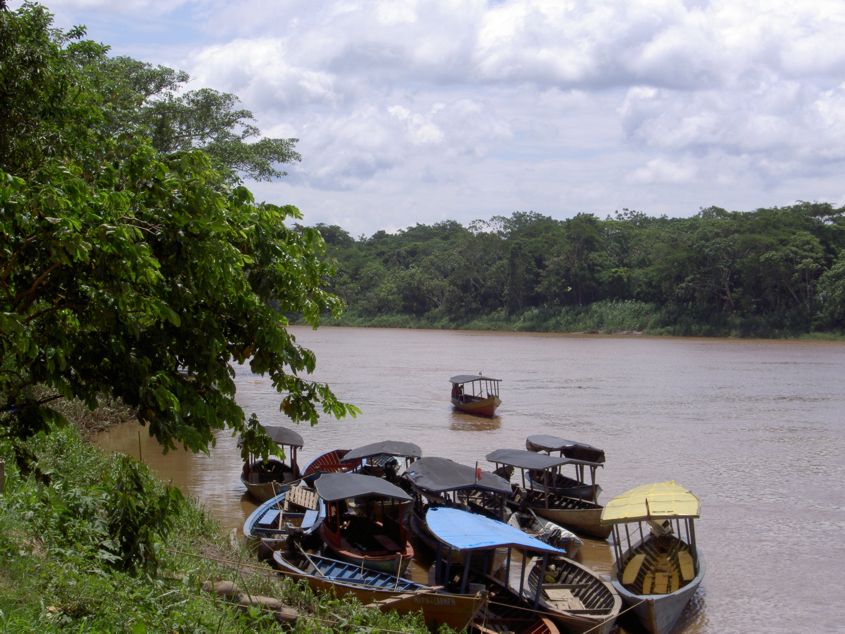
[26,0,845,237]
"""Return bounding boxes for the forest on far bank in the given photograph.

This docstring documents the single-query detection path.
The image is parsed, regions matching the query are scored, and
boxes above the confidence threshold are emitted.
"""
[313,203,845,337]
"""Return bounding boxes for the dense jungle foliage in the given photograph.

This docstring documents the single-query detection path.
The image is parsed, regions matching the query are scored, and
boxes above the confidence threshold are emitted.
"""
[317,205,845,337]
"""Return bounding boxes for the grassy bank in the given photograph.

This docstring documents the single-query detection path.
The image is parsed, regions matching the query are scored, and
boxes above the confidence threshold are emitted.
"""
[0,423,436,633]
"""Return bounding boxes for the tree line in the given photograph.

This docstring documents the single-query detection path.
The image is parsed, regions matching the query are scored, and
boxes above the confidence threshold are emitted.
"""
[315,204,845,336]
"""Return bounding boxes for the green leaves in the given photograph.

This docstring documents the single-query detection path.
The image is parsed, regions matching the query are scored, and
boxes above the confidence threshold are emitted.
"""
[1,5,355,453]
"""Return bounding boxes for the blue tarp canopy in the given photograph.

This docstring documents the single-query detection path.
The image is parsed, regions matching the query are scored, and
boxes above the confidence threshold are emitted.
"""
[425,507,563,554]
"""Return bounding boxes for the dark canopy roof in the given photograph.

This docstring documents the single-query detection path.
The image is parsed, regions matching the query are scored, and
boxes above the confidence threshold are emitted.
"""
[486,448,579,471]
[449,374,501,384]
[406,457,512,495]
[343,440,422,462]
[425,507,563,554]
[525,435,605,465]
[314,472,412,503]
[261,425,304,448]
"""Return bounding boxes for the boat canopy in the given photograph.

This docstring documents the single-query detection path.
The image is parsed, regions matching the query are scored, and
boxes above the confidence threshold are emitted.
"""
[343,440,422,462]
[315,472,413,503]
[486,448,597,470]
[425,507,563,554]
[449,374,501,385]
[261,425,304,448]
[525,434,605,464]
[406,457,512,495]
[601,481,700,524]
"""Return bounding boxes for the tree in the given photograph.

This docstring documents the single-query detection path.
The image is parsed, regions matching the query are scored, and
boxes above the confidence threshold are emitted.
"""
[0,3,356,457]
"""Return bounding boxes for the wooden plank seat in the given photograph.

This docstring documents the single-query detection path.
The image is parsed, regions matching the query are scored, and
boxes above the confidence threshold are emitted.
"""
[653,572,669,594]
[642,572,653,594]
[544,588,586,610]
[678,551,695,581]
[622,553,646,585]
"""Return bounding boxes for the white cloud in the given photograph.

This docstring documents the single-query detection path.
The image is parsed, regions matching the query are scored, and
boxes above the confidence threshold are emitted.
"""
[28,0,845,235]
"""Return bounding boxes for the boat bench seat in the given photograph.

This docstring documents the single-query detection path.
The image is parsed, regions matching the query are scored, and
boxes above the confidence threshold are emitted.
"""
[678,551,695,581]
[622,553,646,585]
[544,588,585,610]
[653,572,670,594]
[258,509,280,527]
[302,509,320,529]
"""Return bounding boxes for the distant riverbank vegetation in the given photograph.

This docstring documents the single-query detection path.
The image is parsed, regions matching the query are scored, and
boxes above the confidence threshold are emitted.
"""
[315,205,845,338]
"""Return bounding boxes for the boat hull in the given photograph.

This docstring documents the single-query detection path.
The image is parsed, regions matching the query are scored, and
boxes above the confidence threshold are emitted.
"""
[272,550,484,631]
[527,474,600,502]
[612,545,704,634]
[513,556,621,634]
[242,488,324,548]
[319,523,414,575]
[452,396,501,418]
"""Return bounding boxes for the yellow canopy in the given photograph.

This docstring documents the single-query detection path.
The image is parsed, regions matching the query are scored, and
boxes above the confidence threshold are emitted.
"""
[601,481,700,524]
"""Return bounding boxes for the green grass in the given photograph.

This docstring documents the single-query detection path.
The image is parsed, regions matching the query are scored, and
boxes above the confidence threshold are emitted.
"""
[0,425,438,633]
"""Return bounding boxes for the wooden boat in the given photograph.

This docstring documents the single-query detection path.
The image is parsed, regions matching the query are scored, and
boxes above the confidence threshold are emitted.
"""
[271,547,485,631]
[601,481,704,634]
[487,448,611,539]
[302,448,361,477]
[404,456,513,559]
[525,434,605,502]
[343,440,421,486]
[512,554,621,634]
[471,587,561,634]
[450,374,502,417]
[426,507,604,632]
[526,435,606,464]
[315,472,415,575]
[240,425,305,503]
[242,484,324,558]
[506,508,583,560]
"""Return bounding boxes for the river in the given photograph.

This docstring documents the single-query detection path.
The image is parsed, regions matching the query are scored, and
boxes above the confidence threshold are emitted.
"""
[96,326,845,633]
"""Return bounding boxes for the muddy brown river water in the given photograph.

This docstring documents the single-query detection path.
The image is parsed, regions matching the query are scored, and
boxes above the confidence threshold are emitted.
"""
[96,327,845,633]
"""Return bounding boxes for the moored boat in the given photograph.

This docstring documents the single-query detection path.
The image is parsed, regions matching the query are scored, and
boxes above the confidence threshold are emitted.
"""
[424,507,571,633]
[513,554,621,634]
[271,547,486,631]
[601,481,704,634]
[242,483,324,558]
[487,448,611,539]
[343,440,421,486]
[315,472,415,575]
[302,448,361,477]
[404,456,513,559]
[506,508,583,560]
[525,434,605,502]
[450,374,502,417]
[240,425,306,503]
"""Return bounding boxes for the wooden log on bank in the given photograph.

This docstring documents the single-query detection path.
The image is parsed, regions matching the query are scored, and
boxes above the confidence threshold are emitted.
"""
[204,580,298,624]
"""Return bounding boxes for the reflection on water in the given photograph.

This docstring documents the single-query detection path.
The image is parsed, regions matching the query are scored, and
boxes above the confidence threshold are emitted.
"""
[449,412,502,432]
[96,327,845,633]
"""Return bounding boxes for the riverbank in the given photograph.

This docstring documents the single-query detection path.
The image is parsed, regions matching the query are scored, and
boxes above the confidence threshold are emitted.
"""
[0,420,434,633]
[323,300,845,339]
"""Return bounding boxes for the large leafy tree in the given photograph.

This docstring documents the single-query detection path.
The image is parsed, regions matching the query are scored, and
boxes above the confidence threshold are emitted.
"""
[0,3,356,455]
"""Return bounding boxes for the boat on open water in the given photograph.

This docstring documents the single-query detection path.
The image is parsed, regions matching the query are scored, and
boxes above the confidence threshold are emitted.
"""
[601,481,704,634]
[450,374,502,417]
